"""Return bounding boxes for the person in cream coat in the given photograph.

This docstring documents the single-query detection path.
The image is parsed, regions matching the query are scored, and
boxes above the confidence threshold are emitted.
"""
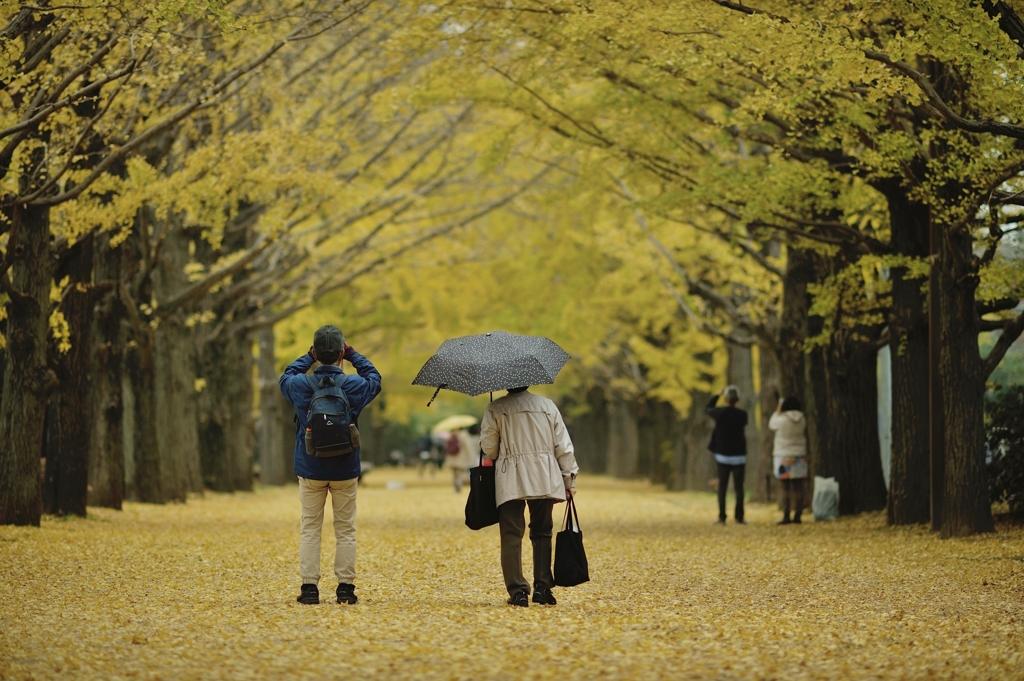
[769,396,809,524]
[480,387,579,607]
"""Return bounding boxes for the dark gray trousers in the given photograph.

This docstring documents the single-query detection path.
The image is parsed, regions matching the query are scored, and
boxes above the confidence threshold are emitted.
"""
[498,498,555,597]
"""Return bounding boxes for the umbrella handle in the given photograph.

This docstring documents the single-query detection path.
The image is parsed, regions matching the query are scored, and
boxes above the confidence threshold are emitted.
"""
[426,385,444,407]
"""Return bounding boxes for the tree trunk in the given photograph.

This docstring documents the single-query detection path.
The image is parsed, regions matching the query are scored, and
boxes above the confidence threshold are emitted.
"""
[727,341,759,485]
[606,396,639,478]
[152,224,202,500]
[816,333,888,514]
[885,190,932,525]
[198,340,233,492]
[198,331,255,491]
[937,229,994,537]
[126,326,164,503]
[562,387,608,474]
[636,399,676,485]
[0,203,54,526]
[752,345,781,503]
[672,389,715,492]
[228,335,255,491]
[43,234,95,517]
[87,234,125,509]
[257,327,291,485]
[779,247,814,399]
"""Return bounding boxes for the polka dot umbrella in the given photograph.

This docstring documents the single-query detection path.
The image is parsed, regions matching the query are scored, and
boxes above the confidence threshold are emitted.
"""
[412,331,571,404]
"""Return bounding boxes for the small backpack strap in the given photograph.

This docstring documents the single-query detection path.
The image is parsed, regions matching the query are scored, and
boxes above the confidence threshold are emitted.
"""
[306,374,320,392]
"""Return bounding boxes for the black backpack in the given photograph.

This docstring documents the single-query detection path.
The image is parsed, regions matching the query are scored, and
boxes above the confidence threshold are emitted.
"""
[304,374,360,457]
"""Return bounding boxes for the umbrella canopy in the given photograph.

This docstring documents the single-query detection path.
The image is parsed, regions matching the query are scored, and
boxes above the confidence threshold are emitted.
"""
[430,414,478,435]
[412,331,571,398]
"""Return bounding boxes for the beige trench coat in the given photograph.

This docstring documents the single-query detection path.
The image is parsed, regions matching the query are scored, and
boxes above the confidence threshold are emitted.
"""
[480,390,579,507]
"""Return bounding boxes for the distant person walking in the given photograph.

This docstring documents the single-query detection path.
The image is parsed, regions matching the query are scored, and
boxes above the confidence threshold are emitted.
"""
[280,325,381,606]
[447,424,480,493]
[770,396,809,524]
[481,387,579,607]
[706,385,748,525]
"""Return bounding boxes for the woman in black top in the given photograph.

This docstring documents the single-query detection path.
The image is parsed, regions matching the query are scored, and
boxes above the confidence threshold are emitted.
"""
[706,385,748,524]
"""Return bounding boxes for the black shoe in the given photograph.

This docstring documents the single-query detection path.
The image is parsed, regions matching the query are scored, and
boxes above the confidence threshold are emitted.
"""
[793,516,802,524]
[336,583,358,604]
[777,517,792,525]
[532,588,556,605]
[716,518,727,525]
[507,590,529,607]
[736,519,748,525]
[297,584,319,605]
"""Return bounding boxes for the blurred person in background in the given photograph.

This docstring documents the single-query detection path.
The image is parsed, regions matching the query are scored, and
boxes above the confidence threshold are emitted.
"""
[770,396,809,524]
[706,385,748,525]
[447,424,480,493]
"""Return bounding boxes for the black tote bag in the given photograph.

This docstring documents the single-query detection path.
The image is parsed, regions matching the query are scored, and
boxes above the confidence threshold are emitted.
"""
[465,454,499,530]
[554,497,590,587]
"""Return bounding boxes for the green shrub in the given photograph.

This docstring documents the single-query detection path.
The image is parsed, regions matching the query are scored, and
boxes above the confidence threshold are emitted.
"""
[986,385,1024,516]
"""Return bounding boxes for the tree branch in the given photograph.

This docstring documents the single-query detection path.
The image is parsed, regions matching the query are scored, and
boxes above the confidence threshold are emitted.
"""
[983,308,1024,378]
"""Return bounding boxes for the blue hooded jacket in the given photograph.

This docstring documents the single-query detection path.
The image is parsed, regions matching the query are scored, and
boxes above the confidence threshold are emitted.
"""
[279,350,382,480]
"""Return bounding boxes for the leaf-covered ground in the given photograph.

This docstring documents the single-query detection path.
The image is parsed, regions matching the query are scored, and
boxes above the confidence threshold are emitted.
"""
[1,470,1022,681]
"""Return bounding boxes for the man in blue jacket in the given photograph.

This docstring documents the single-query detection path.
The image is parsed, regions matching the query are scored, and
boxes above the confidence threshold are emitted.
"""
[280,325,381,605]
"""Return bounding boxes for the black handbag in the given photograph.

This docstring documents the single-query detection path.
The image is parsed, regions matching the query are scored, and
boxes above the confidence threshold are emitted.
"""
[553,496,590,587]
[465,453,499,530]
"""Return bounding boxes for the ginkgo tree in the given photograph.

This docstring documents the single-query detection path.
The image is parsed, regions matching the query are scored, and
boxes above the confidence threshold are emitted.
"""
[0,0,545,523]
[410,0,1024,535]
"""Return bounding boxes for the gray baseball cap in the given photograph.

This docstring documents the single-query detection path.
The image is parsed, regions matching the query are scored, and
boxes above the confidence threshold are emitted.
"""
[313,325,345,362]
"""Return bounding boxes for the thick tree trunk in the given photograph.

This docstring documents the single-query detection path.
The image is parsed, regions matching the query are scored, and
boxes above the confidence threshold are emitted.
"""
[816,333,888,514]
[257,327,291,485]
[563,387,608,474]
[199,340,233,492]
[672,390,715,492]
[727,341,759,485]
[779,248,814,399]
[938,230,994,537]
[126,327,164,503]
[752,345,781,503]
[198,331,255,491]
[152,224,202,500]
[606,397,639,478]
[636,399,676,485]
[0,203,54,526]
[229,336,255,491]
[87,234,125,509]
[886,193,932,525]
[43,234,95,517]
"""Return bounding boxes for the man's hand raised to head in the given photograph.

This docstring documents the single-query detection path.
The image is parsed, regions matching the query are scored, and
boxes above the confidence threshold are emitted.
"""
[343,344,355,361]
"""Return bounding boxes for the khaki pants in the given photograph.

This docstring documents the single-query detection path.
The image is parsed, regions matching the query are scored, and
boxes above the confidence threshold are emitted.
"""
[498,499,555,597]
[298,477,357,585]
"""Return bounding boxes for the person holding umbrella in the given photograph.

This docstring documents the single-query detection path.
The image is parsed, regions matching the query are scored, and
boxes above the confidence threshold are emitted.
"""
[412,331,578,607]
[481,386,578,607]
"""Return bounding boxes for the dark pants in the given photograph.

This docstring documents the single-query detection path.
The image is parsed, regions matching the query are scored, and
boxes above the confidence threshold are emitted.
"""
[717,463,745,521]
[782,478,805,519]
[498,498,555,597]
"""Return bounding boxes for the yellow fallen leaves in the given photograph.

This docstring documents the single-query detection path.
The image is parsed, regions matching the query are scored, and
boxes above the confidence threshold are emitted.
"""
[1,469,1022,680]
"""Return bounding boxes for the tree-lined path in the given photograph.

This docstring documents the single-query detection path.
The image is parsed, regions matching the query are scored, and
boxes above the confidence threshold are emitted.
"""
[2,472,1021,681]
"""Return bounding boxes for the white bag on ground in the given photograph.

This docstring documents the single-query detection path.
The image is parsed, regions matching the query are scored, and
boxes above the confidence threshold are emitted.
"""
[812,476,840,521]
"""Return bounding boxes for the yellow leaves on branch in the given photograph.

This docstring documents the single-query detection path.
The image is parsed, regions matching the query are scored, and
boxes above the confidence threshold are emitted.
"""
[0,470,1022,680]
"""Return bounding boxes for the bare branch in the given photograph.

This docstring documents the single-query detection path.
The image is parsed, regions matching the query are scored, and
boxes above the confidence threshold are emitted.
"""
[983,308,1024,378]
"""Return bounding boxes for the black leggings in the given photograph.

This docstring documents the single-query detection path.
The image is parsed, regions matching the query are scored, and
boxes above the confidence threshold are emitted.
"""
[717,463,745,521]
[782,478,805,518]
